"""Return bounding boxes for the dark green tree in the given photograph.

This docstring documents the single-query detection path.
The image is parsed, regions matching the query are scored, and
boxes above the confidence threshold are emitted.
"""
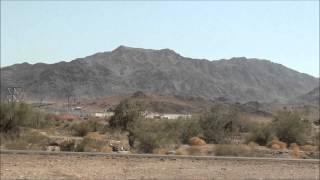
[109,99,145,147]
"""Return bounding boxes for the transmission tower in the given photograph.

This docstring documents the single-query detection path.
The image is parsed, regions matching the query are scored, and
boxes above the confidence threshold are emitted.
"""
[6,87,24,103]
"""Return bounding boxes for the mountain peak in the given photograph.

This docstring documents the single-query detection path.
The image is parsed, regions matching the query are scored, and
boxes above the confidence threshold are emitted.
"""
[112,45,181,57]
[113,45,134,51]
[159,48,179,55]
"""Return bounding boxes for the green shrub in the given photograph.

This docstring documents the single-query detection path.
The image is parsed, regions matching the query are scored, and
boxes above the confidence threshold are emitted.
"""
[312,131,320,147]
[132,119,181,153]
[70,120,104,137]
[109,99,145,130]
[199,106,240,144]
[1,102,22,133]
[272,110,311,145]
[109,99,145,147]
[178,118,203,144]
[246,123,274,146]
[0,102,55,133]
[3,130,50,150]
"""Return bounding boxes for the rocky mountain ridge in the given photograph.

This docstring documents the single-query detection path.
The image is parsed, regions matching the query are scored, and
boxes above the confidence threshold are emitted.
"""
[1,46,318,103]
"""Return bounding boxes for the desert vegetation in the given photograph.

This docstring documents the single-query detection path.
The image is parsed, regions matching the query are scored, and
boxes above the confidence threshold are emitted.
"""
[0,102,55,133]
[0,100,319,159]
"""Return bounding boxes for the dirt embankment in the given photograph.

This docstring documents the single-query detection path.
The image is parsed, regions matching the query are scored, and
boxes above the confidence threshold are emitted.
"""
[1,153,319,180]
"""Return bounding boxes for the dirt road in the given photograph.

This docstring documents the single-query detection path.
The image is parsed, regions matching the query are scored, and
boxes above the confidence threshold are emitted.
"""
[1,152,319,180]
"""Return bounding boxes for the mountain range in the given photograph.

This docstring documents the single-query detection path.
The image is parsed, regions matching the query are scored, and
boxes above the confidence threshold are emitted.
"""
[1,45,318,103]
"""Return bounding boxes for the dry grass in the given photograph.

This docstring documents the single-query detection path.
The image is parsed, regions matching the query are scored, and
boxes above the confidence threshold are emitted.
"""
[301,145,318,152]
[289,143,300,158]
[175,144,214,156]
[247,141,259,149]
[270,137,287,150]
[1,130,50,150]
[152,148,169,155]
[214,144,254,157]
[175,145,190,155]
[80,132,112,153]
[189,137,206,146]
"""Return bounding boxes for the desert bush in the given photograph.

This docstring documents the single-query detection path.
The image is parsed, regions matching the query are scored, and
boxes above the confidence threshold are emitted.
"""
[189,137,206,146]
[214,144,253,157]
[272,110,311,145]
[109,99,145,147]
[23,110,55,129]
[199,106,240,144]
[312,131,320,147]
[59,140,77,151]
[301,144,318,152]
[70,120,104,137]
[289,143,300,158]
[152,148,169,155]
[70,122,90,137]
[247,141,259,149]
[175,145,191,155]
[80,132,112,152]
[175,145,213,156]
[269,137,287,150]
[246,123,274,146]
[132,119,181,153]
[1,102,18,133]
[109,99,145,131]
[0,102,55,133]
[178,118,203,144]
[187,146,203,155]
[3,130,50,150]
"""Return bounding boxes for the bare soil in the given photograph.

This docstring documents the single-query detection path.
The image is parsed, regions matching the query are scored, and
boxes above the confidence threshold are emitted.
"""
[1,153,319,180]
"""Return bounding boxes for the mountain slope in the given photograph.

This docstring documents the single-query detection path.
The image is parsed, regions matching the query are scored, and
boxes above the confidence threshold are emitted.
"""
[289,86,319,106]
[1,46,318,102]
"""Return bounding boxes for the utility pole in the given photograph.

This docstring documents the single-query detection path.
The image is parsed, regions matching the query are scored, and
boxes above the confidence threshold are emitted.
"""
[67,95,71,112]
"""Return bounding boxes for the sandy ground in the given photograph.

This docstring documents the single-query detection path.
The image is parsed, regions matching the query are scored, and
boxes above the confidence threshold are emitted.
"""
[1,153,319,180]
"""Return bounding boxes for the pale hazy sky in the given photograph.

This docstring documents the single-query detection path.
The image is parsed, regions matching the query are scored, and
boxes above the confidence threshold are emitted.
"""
[1,1,319,77]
